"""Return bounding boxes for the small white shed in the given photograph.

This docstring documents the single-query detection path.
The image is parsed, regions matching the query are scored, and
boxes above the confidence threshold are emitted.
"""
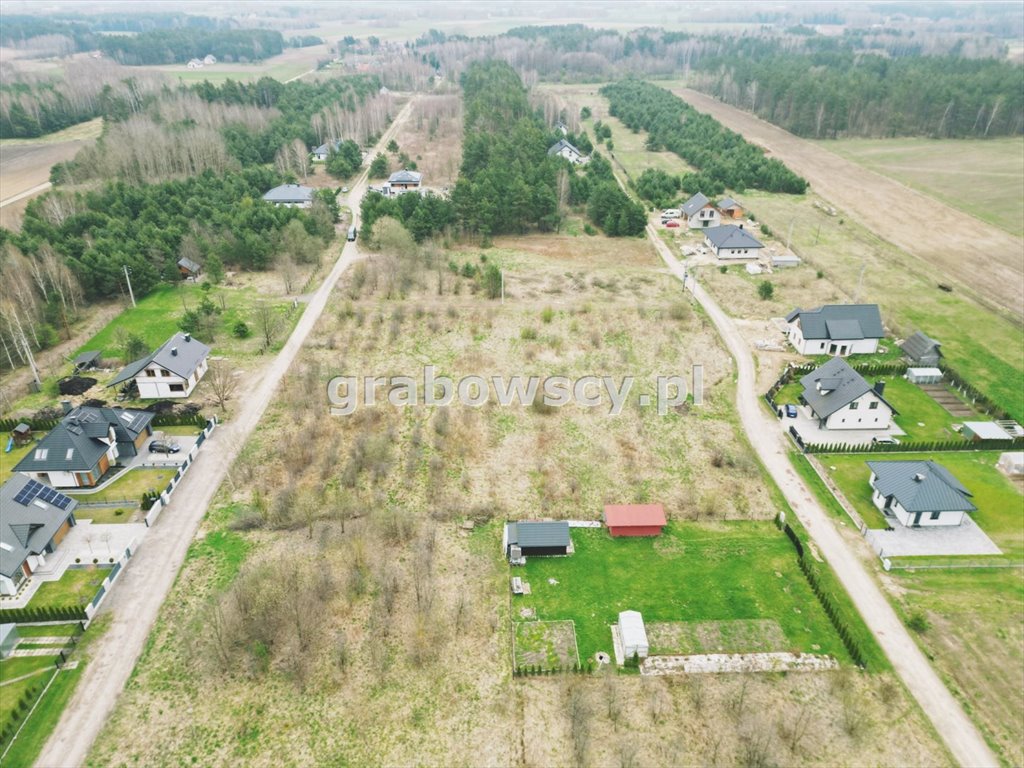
[907,367,943,384]
[771,252,801,268]
[996,452,1024,477]
[619,610,649,660]
[962,421,1012,441]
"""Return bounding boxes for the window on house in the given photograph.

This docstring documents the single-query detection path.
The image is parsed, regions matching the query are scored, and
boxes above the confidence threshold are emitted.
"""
[170,383,185,393]
[850,401,859,410]
[146,369,156,377]
[161,369,170,376]
[930,511,941,520]
[869,401,879,410]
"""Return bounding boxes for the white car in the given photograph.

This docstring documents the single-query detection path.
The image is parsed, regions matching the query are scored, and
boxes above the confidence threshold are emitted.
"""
[661,208,681,219]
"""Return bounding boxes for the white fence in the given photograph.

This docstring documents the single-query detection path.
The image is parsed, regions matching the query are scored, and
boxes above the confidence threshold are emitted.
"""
[144,417,218,528]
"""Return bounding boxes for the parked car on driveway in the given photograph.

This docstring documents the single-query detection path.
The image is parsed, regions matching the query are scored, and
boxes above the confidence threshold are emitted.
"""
[664,220,680,228]
[785,404,798,418]
[149,440,181,454]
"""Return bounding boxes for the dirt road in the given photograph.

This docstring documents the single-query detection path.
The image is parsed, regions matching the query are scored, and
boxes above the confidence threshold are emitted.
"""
[35,99,416,768]
[670,87,1024,319]
[644,224,997,768]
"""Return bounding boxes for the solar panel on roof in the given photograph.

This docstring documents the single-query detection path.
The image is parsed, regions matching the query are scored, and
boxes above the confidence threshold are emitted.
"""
[12,479,73,510]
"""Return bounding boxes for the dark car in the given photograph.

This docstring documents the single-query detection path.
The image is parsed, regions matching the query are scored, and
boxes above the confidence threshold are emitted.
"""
[149,440,181,454]
[785,404,798,418]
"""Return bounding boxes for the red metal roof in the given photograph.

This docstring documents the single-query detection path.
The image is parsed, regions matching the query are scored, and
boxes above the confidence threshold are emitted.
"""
[603,504,666,528]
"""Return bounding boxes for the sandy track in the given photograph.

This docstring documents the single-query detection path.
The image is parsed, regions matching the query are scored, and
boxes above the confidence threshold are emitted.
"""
[670,87,1024,319]
[34,99,416,768]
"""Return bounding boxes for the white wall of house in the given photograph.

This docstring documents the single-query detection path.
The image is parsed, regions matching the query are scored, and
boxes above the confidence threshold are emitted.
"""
[714,245,761,260]
[787,323,879,356]
[870,481,966,527]
[28,469,79,488]
[136,358,207,399]
[688,206,721,229]
[0,574,16,596]
[557,147,584,164]
[822,391,893,430]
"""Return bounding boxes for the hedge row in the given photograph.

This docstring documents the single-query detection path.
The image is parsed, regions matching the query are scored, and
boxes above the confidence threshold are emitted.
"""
[0,605,86,623]
[777,518,868,669]
[804,436,1024,454]
[514,662,592,676]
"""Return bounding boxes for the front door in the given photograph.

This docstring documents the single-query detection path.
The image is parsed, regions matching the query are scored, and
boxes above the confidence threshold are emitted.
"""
[912,511,923,527]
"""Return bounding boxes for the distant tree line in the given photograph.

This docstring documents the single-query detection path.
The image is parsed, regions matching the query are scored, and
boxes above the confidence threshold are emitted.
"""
[98,28,284,65]
[601,80,808,194]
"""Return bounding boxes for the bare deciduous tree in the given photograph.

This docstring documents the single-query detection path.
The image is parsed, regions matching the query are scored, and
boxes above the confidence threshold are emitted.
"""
[208,360,239,410]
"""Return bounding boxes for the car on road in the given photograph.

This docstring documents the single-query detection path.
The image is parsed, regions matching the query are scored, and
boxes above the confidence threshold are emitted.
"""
[871,435,900,445]
[347,225,358,241]
[149,440,181,454]
[664,220,680,228]
[341,186,349,193]
[785,404,798,418]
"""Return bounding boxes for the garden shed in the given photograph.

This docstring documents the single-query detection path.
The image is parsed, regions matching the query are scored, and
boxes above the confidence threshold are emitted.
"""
[907,367,943,384]
[11,423,32,446]
[962,421,1011,441]
[503,521,571,559]
[619,610,649,660]
[604,504,667,537]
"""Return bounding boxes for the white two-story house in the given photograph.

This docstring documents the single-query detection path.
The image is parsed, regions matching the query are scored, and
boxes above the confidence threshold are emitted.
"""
[786,304,884,357]
[681,192,721,229]
[867,460,977,527]
[108,332,210,399]
[799,357,896,431]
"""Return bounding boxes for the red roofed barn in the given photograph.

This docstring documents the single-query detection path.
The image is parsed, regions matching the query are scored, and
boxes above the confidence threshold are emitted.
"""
[604,504,667,537]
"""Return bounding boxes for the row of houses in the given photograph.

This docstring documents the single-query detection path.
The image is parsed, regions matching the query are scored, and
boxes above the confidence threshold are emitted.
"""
[262,169,423,208]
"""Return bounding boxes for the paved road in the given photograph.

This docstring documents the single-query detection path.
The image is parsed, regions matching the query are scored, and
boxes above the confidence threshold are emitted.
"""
[644,224,998,768]
[35,99,416,768]
[0,181,51,207]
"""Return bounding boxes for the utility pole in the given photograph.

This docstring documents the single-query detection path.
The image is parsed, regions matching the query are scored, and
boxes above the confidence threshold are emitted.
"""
[123,265,137,308]
[501,269,505,305]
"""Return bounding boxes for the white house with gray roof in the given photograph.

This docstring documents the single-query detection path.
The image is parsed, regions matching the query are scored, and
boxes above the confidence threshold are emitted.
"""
[262,183,315,208]
[1,475,78,595]
[547,139,586,165]
[107,332,210,399]
[13,406,154,488]
[383,168,423,195]
[786,304,884,356]
[800,357,896,431]
[681,192,720,229]
[312,139,342,162]
[867,460,976,527]
[704,224,763,258]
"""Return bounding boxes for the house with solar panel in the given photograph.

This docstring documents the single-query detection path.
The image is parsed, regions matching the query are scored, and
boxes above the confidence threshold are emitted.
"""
[867,460,977,527]
[107,331,210,399]
[0,474,78,596]
[13,404,154,488]
[785,304,884,357]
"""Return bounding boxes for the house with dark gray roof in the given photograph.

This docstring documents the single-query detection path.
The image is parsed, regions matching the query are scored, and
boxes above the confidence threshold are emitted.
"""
[312,139,343,162]
[177,257,202,279]
[262,183,315,208]
[704,224,763,258]
[900,331,943,366]
[107,331,210,399]
[785,304,884,356]
[0,474,78,595]
[547,139,586,165]
[502,521,571,561]
[799,357,896,431]
[681,192,720,229]
[867,460,976,527]
[384,168,423,194]
[13,405,153,488]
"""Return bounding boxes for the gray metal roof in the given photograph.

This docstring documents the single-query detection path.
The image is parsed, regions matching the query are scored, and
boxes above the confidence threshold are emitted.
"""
[177,257,201,273]
[799,357,897,419]
[313,139,342,155]
[262,184,314,203]
[108,332,210,387]
[547,139,581,157]
[12,406,153,473]
[72,350,101,367]
[717,197,742,210]
[704,224,763,250]
[681,192,710,217]
[900,331,942,362]
[786,304,883,341]
[867,460,976,513]
[1,474,77,579]
[506,521,570,548]
[388,169,422,184]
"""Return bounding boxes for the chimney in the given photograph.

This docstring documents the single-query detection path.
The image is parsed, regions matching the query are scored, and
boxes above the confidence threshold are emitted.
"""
[61,400,72,415]
[873,381,886,397]
[739,223,744,230]
[913,473,926,482]
[171,347,178,356]
[184,333,191,343]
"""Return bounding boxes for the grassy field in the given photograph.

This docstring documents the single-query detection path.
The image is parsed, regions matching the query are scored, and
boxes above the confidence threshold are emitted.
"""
[68,467,174,505]
[0,118,103,148]
[516,523,851,665]
[87,234,949,767]
[30,567,110,610]
[819,137,1024,237]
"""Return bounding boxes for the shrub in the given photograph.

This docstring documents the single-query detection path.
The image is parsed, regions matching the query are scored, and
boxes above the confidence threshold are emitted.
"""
[232,321,251,339]
[907,611,930,634]
[757,280,775,300]
[719,265,728,274]
[521,327,538,341]
[541,307,555,324]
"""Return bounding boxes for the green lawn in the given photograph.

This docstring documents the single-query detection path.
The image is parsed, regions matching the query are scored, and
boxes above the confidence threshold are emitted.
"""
[10,624,80,639]
[30,567,110,610]
[0,665,55,725]
[68,467,174,505]
[879,375,971,441]
[817,451,1024,551]
[1,663,84,768]
[819,137,1024,237]
[515,523,850,665]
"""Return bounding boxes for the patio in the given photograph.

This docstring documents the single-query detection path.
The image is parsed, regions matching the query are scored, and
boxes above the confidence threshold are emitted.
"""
[865,515,1001,558]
